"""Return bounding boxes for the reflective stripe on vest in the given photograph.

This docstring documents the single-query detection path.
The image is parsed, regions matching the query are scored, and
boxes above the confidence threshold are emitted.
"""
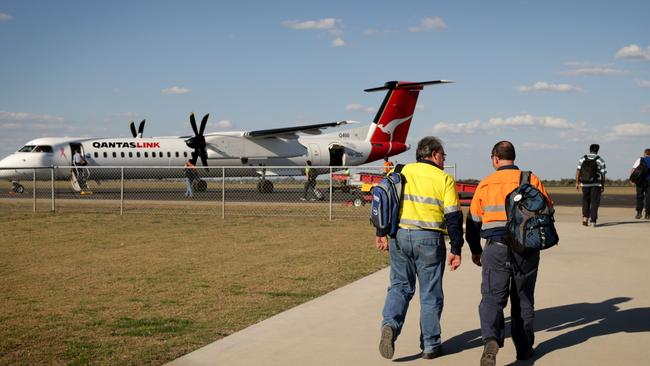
[398,162,460,233]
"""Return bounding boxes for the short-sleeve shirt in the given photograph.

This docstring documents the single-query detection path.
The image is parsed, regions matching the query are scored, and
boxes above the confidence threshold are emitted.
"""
[577,153,606,187]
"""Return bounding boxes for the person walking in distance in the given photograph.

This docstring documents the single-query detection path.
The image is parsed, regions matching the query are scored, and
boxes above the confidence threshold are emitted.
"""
[183,159,196,198]
[376,136,464,360]
[466,141,553,366]
[383,155,394,174]
[631,148,650,219]
[301,160,318,201]
[575,144,606,227]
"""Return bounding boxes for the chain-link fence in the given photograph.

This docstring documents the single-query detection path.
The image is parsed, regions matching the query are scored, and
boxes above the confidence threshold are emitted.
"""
[0,164,458,218]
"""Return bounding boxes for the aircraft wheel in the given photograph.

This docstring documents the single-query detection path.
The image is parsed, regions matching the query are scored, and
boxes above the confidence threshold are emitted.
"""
[353,197,364,207]
[258,180,274,193]
[193,179,207,192]
[12,183,25,194]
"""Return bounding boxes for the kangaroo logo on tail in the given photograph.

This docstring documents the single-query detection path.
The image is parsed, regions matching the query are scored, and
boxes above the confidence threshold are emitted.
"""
[364,80,452,162]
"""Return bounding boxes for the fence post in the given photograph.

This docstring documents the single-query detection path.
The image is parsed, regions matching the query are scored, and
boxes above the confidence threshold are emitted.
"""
[221,167,225,219]
[33,169,36,212]
[329,167,333,221]
[50,167,55,213]
[120,167,124,216]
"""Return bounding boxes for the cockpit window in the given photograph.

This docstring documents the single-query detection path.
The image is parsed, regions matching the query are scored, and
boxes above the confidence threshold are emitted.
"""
[18,145,36,152]
[33,145,53,153]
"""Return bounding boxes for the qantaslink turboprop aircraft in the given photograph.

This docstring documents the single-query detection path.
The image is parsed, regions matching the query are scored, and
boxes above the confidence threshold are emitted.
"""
[0,80,452,193]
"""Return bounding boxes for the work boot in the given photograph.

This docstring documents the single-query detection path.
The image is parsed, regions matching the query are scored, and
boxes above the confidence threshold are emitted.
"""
[582,217,588,226]
[379,325,396,359]
[589,221,597,228]
[636,211,643,219]
[421,346,442,359]
[480,339,499,366]
[645,213,650,220]
[517,347,534,360]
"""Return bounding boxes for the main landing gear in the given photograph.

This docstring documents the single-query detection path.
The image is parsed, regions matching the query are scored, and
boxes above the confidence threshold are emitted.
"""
[11,181,25,194]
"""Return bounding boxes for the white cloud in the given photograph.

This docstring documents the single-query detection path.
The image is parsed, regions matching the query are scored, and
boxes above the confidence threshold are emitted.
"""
[615,44,650,61]
[521,142,562,150]
[0,110,65,123]
[432,120,483,134]
[408,17,447,32]
[0,12,12,22]
[517,81,582,93]
[161,86,191,95]
[560,67,626,76]
[346,104,376,114]
[636,79,650,88]
[282,18,346,47]
[282,18,337,30]
[213,119,233,129]
[608,123,650,138]
[332,38,346,47]
[432,114,580,135]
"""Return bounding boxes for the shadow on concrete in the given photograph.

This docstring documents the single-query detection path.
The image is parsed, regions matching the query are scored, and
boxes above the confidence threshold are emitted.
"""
[442,297,650,364]
[596,221,650,227]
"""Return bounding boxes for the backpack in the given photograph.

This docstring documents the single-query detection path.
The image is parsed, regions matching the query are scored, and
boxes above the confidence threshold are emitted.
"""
[578,155,599,184]
[629,158,648,185]
[370,164,405,237]
[504,171,559,254]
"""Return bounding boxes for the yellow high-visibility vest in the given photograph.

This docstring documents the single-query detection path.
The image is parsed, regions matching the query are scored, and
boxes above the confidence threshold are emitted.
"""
[398,162,461,233]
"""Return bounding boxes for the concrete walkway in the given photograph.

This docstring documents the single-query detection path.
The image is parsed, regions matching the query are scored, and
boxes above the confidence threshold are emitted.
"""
[168,207,650,366]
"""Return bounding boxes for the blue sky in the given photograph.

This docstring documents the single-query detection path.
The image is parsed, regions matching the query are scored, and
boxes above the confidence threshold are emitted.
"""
[1,0,649,179]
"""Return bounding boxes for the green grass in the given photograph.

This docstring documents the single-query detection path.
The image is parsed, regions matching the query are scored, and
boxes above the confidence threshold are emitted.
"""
[0,211,387,365]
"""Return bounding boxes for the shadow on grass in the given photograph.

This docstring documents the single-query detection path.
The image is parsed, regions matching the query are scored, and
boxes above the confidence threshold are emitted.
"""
[442,297,650,364]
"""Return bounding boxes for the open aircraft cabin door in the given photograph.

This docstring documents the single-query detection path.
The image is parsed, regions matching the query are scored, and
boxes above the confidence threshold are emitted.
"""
[68,142,89,192]
[328,144,345,166]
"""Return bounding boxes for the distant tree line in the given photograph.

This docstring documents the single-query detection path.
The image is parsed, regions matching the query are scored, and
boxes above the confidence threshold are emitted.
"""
[457,178,635,187]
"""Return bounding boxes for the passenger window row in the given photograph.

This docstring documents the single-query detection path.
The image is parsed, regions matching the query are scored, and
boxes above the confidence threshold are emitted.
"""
[92,151,189,159]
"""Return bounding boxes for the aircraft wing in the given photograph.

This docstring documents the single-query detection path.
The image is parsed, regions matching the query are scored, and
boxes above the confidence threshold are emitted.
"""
[243,120,351,138]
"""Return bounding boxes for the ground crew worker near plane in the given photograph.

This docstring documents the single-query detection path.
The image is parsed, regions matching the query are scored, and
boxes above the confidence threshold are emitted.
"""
[376,136,464,360]
[465,141,553,366]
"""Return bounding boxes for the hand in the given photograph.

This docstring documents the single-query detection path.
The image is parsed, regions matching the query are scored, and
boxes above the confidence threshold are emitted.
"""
[575,183,580,191]
[472,254,482,267]
[447,253,461,271]
[601,186,605,193]
[375,236,389,251]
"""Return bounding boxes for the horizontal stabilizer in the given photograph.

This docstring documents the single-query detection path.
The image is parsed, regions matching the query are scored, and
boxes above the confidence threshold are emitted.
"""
[364,80,453,92]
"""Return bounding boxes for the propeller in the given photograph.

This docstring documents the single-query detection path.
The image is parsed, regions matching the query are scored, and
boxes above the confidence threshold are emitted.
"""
[129,119,146,138]
[184,113,210,170]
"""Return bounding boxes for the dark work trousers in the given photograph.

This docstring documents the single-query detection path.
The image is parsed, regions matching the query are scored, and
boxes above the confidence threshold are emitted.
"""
[479,240,539,355]
[636,181,650,214]
[581,186,602,222]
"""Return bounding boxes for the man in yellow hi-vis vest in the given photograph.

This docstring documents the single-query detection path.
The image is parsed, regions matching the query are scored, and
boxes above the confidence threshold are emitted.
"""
[376,136,464,360]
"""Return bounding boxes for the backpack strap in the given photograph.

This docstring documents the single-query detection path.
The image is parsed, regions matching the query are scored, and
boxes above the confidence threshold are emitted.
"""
[520,170,531,187]
[394,164,405,174]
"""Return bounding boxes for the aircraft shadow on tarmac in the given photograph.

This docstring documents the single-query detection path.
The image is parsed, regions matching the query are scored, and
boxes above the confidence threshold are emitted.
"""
[424,297,650,365]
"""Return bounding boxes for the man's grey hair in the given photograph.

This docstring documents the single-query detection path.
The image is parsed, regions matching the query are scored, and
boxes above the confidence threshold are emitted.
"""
[416,136,444,160]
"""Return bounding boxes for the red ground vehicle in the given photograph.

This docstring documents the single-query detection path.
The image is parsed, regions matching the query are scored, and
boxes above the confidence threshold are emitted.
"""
[333,172,477,207]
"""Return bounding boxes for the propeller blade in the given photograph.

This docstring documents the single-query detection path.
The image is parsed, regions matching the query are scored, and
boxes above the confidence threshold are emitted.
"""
[200,148,209,171]
[138,119,146,138]
[129,121,137,138]
[190,150,198,165]
[189,113,199,136]
[199,113,209,136]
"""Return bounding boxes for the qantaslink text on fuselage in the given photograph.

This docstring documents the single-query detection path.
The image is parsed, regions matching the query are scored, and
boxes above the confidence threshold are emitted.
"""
[92,142,161,149]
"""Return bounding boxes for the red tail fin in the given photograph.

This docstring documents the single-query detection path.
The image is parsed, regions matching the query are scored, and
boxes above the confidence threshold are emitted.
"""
[364,80,452,162]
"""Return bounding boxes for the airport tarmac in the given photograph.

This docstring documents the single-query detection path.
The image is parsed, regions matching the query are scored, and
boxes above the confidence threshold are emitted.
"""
[167,206,650,366]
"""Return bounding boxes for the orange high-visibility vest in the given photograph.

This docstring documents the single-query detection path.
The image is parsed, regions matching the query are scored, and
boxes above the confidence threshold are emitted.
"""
[469,168,552,230]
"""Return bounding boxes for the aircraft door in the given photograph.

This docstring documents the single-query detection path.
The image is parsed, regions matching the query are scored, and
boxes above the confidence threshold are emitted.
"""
[328,144,344,166]
[69,143,85,165]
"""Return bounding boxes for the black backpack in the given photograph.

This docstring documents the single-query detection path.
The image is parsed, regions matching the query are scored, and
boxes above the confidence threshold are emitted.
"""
[630,158,648,185]
[578,155,599,184]
[504,171,559,254]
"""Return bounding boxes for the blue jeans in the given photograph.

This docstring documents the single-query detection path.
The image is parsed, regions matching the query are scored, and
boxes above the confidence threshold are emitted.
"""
[185,178,193,197]
[381,229,446,353]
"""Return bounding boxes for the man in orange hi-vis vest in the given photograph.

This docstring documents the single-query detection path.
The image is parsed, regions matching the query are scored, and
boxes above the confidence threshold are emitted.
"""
[383,156,394,174]
[465,141,553,366]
